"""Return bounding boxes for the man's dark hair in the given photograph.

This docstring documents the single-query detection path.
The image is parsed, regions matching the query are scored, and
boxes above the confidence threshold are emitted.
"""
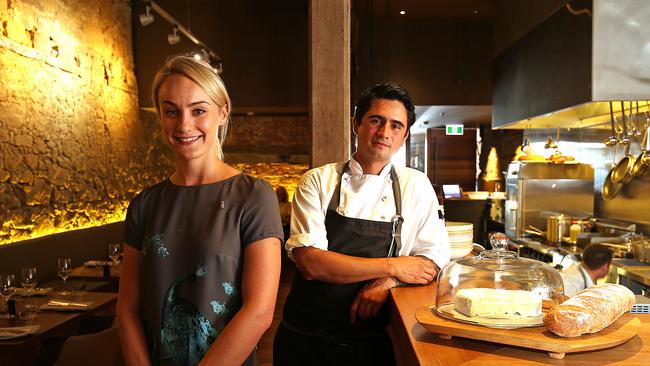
[581,244,612,270]
[353,83,416,129]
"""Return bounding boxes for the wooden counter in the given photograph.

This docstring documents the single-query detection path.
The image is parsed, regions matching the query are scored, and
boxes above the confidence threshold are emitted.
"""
[389,283,650,365]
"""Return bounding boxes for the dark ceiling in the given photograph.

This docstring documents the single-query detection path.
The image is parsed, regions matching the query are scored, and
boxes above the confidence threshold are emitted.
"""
[352,0,494,20]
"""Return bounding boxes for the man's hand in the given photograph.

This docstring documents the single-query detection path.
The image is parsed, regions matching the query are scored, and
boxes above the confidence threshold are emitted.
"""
[390,256,438,285]
[350,277,398,324]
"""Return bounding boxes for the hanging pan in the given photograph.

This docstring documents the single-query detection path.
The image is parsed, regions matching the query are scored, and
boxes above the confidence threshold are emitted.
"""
[603,136,622,200]
[610,101,636,184]
[631,104,650,177]
[603,158,622,200]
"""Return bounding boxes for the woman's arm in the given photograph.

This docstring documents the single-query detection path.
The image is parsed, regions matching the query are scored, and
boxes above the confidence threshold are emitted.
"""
[116,245,151,366]
[199,237,281,366]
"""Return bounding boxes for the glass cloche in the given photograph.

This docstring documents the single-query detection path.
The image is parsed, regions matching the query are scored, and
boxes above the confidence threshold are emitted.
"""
[435,232,564,328]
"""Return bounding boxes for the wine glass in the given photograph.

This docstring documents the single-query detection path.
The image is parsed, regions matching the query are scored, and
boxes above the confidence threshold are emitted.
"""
[20,267,38,320]
[21,267,38,295]
[108,243,122,265]
[0,274,17,319]
[58,258,72,296]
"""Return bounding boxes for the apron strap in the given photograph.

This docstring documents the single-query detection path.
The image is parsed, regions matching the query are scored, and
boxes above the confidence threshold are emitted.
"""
[388,166,402,258]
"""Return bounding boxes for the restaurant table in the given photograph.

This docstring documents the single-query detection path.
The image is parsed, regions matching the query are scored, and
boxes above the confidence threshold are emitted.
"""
[69,263,121,280]
[68,263,121,292]
[41,279,114,293]
[0,291,117,365]
[389,282,650,365]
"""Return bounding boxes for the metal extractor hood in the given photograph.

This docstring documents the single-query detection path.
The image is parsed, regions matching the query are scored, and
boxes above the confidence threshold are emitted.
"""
[492,0,650,130]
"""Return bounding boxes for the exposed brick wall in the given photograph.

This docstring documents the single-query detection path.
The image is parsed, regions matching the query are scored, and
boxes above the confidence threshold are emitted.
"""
[0,0,170,244]
[225,114,309,162]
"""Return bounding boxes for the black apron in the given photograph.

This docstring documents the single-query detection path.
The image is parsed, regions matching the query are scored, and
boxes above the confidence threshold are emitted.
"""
[274,163,401,365]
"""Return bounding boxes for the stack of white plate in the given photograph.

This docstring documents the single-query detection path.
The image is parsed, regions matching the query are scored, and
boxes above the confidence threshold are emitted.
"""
[445,221,474,259]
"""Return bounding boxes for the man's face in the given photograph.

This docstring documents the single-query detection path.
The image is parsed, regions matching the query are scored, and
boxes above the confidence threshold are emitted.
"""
[353,98,409,167]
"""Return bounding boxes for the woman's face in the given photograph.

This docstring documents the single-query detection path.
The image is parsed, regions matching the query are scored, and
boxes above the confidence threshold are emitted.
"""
[157,74,228,162]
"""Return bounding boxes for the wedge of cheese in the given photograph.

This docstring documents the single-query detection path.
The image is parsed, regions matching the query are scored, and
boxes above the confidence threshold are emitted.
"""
[454,288,542,318]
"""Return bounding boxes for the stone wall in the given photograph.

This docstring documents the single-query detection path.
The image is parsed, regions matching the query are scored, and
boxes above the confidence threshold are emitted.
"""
[0,0,170,245]
[0,1,310,245]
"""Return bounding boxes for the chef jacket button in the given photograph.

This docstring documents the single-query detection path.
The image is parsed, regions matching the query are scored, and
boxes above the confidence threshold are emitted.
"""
[381,215,386,219]
[381,196,387,201]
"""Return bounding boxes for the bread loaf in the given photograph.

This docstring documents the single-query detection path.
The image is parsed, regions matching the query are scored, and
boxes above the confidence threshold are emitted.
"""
[543,283,635,337]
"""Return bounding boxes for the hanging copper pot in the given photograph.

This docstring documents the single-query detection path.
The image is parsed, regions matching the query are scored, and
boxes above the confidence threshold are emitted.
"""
[602,168,622,200]
[611,102,636,184]
[631,109,650,177]
[603,140,622,201]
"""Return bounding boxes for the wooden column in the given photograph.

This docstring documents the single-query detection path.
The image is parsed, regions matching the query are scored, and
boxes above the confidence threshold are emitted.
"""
[309,0,351,168]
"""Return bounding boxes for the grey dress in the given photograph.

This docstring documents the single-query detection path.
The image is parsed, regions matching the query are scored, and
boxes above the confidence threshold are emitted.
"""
[124,174,283,366]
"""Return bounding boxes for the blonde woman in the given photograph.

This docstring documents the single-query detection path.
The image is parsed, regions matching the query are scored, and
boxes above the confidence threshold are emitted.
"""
[117,55,283,366]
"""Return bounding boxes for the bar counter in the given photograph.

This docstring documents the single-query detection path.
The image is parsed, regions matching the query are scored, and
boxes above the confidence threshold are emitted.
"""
[389,283,650,365]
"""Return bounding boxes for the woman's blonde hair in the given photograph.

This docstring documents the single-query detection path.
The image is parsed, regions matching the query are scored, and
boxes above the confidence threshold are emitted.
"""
[151,54,231,159]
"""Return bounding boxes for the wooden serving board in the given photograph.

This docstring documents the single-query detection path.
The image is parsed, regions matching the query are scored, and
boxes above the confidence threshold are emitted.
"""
[416,306,642,359]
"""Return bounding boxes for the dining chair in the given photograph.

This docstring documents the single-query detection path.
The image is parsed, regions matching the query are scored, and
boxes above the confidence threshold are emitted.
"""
[54,324,122,366]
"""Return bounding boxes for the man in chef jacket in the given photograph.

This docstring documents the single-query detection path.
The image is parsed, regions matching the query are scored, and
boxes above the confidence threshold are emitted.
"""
[273,83,451,366]
[561,244,613,297]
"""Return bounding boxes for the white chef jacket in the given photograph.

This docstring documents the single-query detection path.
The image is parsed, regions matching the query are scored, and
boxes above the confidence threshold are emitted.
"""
[561,263,594,297]
[285,158,451,270]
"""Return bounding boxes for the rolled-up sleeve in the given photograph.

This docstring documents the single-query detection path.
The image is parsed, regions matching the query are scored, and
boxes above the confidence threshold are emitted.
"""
[284,169,331,259]
[410,212,451,270]
[402,174,451,270]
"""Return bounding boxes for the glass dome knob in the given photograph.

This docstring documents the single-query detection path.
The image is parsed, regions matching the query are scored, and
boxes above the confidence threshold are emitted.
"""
[490,232,509,251]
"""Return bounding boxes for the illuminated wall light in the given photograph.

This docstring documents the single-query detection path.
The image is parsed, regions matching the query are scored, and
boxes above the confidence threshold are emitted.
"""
[399,10,406,15]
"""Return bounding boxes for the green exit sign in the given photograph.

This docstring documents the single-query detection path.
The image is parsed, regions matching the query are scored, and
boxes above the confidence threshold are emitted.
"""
[446,124,464,135]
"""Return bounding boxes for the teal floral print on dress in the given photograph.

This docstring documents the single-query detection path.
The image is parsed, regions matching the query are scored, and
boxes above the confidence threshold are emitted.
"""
[222,282,236,296]
[210,300,228,316]
[209,282,238,317]
[142,233,170,258]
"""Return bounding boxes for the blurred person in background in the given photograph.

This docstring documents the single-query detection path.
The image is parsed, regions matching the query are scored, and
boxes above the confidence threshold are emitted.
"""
[561,243,612,297]
[275,186,292,241]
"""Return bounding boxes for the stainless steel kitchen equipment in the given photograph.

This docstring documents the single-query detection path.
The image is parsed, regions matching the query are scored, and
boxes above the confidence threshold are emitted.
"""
[492,0,650,130]
[546,214,572,244]
[505,161,594,240]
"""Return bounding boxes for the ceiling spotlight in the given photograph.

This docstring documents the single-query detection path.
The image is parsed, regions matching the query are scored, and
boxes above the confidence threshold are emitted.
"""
[167,26,180,45]
[139,5,154,26]
[399,10,406,15]
[193,53,202,61]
